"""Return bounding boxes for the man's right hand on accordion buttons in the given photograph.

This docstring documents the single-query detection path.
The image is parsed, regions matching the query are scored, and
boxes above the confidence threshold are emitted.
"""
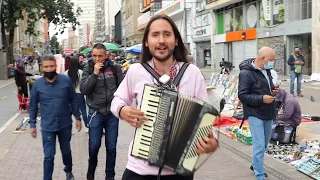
[195,130,218,154]
[120,106,148,128]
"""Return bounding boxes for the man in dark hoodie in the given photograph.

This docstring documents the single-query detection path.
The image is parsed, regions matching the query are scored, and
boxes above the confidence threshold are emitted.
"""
[238,47,279,180]
[80,43,124,180]
[276,89,302,127]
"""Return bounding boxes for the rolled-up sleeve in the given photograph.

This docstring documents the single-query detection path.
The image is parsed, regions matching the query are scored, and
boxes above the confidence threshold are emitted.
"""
[111,67,134,118]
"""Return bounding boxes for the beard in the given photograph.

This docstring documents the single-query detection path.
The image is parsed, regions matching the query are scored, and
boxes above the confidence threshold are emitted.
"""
[150,47,175,62]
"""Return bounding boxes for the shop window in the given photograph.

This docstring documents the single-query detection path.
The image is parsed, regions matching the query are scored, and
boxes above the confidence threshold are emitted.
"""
[217,13,224,34]
[234,7,243,31]
[224,10,233,32]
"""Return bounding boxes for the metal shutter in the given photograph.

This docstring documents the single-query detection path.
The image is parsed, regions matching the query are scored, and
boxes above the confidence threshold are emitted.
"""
[232,41,244,70]
[215,43,224,70]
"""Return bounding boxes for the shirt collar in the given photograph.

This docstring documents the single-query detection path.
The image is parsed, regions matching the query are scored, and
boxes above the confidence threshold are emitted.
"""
[252,60,262,71]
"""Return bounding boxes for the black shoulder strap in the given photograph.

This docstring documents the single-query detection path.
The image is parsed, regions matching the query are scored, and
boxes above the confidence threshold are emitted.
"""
[141,63,162,84]
[141,62,190,87]
[172,63,190,87]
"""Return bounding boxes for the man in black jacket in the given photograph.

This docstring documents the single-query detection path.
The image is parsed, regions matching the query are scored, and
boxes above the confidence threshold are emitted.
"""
[14,58,33,98]
[238,47,279,180]
[80,43,123,180]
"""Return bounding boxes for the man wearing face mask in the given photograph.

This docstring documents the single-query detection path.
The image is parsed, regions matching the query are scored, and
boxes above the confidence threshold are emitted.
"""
[28,55,82,180]
[238,47,279,180]
[287,47,305,97]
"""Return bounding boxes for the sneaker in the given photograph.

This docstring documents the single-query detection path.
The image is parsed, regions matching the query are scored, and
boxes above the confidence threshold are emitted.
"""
[291,93,295,97]
[66,172,74,180]
[250,165,268,177]
[297,93,304,97]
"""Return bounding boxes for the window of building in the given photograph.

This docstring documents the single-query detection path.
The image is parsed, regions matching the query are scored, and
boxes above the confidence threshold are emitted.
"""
[287,0,311,22]
[234,6,243,31]
[217,13,224,34]
[273,0,285,25]
[259,1,271,27]
[224,10,233,32]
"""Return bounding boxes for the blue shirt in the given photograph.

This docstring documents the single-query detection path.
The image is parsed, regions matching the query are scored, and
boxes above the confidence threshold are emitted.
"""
[29,74,81,132]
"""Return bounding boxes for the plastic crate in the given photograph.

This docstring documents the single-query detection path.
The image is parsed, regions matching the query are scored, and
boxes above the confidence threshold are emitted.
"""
[236,133,252,145]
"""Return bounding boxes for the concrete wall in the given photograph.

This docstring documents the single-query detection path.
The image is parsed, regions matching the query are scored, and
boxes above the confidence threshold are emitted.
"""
[312,0,320,74]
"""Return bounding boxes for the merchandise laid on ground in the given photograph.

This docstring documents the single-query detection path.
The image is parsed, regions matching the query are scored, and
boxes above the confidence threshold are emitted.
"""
[207,73,320,180]
[13,117,41,133]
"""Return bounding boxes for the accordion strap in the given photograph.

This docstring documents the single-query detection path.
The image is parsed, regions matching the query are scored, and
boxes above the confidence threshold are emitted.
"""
[141,62,190,87]
[172,62,190,87]
[141,62,162,85]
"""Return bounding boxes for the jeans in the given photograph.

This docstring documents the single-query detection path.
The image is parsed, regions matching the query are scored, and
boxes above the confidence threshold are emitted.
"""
[248,116,273,180]
[42,125,73,180]
[290,71,302,94]
[88,108,119,179]
[76,93,88,127]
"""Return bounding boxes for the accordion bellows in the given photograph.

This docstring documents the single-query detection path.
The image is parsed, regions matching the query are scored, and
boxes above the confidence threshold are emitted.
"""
[131,84,220,176]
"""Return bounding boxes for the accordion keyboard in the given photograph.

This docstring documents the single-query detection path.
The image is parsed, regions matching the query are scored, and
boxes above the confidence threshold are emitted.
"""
[182,113,216,171]
[131,86,161,159]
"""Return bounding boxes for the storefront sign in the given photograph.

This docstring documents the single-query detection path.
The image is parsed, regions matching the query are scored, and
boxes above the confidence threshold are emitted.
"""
[262,0,271,20]
[196,29,207,36]
[137,11,151,30]
[155,1,182,16]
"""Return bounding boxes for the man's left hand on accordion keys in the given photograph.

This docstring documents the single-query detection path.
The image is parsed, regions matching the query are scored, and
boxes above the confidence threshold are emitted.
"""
[119,105,219,154]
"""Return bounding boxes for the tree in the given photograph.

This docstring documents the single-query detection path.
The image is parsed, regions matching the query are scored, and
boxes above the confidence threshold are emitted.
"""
[50,35,60,54]
[0,0,82,64]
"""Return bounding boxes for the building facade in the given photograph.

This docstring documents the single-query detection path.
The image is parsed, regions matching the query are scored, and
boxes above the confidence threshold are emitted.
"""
[78,0,96,46]
[114,11,122,45]
[206,0,313,75]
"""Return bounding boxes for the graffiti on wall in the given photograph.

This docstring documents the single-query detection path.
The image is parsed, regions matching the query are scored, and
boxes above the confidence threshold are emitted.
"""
[258,36,285,74]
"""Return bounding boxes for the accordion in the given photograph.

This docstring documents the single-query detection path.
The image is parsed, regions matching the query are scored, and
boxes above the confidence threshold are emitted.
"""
[131,84,219,176]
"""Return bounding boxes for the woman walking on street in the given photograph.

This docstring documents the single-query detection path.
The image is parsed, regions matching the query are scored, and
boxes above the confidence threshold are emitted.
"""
[64,57,89,127]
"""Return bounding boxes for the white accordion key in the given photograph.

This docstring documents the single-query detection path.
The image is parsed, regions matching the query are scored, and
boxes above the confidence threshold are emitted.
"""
[182,113,216,171]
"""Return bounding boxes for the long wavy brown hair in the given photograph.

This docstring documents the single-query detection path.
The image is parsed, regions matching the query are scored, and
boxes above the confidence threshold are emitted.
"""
[140,14,188,64]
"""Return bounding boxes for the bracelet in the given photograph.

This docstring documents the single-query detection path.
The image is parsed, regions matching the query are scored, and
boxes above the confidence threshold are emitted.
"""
[118,105,125,118]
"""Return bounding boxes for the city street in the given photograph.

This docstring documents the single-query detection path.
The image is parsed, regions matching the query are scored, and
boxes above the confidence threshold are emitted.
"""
[0,68,316,180]
[0,68,37,130]
[0,113,286,180]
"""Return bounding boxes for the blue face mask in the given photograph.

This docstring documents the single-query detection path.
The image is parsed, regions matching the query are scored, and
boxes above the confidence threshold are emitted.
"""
[264,60,274,70]
[19,63,24,68]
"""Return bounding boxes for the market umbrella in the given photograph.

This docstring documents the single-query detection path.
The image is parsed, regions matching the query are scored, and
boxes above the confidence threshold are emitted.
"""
[80,47,92,54]
[103,43,120,51]
[124,44,142,54]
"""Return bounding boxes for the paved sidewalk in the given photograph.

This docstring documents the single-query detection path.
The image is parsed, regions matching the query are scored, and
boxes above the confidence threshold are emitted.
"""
[0,113,292,180]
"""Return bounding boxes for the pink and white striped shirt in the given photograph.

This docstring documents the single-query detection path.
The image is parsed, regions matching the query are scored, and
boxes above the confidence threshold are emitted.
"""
[111,61,209,176]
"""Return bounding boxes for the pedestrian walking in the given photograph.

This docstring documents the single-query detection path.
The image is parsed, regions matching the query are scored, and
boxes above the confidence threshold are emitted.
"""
[64,56,88,129]
[28,55,82,180]
[80,43,123,180]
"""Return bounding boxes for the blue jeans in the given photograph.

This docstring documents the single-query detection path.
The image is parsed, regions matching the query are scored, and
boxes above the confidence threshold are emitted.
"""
[41,125,72,180]
[248,116,273,180]
[88,108,119,179]
[290,71,302,94]
[76,93,88,127]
